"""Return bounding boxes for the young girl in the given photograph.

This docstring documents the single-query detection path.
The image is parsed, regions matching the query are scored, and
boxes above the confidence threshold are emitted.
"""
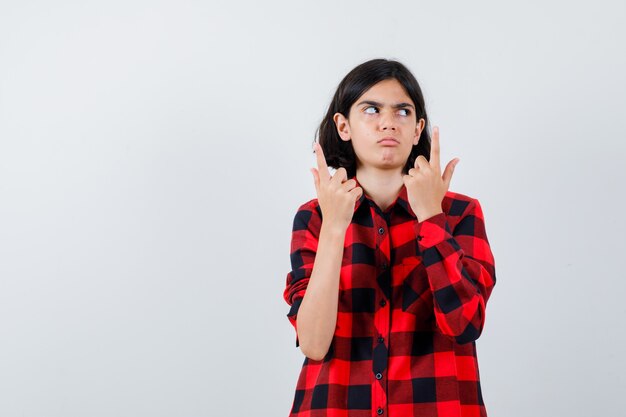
[283,58,496,417]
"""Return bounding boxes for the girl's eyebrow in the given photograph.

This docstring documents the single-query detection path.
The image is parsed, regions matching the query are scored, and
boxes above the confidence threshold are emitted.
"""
[356,100,415,109]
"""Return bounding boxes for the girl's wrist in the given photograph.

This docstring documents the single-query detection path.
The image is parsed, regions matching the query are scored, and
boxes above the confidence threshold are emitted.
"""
[320,222,348,238]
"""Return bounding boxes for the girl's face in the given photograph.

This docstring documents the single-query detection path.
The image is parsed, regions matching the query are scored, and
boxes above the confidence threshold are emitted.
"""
[333,78,425,175]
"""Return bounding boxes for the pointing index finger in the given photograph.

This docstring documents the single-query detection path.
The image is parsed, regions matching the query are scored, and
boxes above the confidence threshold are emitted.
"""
[314,142,331,181]
[430,126,441,170]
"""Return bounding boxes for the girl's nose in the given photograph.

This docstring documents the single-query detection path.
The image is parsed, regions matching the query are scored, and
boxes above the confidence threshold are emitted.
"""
[379,111,397,130]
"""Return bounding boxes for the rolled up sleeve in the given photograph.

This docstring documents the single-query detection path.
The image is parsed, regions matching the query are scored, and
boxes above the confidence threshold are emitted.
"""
[412,198,497,344]
[283,201,322,347]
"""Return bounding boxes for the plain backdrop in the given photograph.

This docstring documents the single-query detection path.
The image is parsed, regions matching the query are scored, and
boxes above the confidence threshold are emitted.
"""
[1,1,625,416]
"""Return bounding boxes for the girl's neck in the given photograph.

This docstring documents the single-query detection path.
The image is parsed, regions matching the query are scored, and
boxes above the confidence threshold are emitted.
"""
[355,167,404,212]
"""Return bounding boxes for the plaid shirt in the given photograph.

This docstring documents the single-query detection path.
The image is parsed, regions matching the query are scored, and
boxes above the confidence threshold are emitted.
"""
[283,176,497,417]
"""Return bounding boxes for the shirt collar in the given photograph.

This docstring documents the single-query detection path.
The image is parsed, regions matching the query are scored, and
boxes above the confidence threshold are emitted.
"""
[351,175,416,218]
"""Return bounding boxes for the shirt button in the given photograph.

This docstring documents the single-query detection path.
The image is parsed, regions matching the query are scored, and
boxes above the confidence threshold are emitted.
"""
[378,227,385,235]
[376,372,383,380]
[379,299,386,307]
[378,336,384,343]
[377,407,384,415]
[417,235,423,241]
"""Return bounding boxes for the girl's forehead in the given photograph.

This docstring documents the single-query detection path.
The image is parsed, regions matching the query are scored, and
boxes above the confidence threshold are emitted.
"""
[356,79,413,103]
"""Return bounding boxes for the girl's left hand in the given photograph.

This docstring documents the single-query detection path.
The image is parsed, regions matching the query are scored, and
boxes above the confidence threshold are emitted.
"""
[402,126,460,222]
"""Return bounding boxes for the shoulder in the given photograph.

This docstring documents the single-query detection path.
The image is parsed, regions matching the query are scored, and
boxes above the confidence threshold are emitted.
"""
[291,198,323,234]
[441,190,482,226]
[443,189,476,214]
[294,198,321,218]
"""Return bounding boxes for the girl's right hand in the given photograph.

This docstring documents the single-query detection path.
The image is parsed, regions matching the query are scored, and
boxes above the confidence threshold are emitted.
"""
[310,142,363,232]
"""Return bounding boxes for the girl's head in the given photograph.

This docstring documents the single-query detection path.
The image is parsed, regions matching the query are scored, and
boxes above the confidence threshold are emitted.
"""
[316,58,431,179]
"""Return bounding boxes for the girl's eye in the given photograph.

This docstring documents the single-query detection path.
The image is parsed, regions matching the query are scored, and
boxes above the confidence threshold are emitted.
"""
[398,108,410,116]
[364,106,378,114]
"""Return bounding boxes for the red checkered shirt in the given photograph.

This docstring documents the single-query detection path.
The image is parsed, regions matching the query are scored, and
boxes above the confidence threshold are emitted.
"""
[283,176,497,417]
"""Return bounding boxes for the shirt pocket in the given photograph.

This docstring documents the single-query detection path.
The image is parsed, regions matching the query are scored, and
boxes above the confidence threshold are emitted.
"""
[395,257,435,325]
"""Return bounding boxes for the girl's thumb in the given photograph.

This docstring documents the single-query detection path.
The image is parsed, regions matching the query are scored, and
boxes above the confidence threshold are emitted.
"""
[311,168,319,186]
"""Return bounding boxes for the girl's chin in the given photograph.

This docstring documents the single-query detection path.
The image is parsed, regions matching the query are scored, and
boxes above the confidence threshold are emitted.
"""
[380,151,407,164]
[356,154,409,171]
[370,161,407,171]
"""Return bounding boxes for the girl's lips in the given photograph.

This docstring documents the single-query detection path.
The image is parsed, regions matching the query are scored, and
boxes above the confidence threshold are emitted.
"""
[379,139,399,146]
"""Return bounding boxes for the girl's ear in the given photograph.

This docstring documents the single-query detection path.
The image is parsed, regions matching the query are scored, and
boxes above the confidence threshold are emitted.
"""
[333,112,351,142]
[413,118,426,145]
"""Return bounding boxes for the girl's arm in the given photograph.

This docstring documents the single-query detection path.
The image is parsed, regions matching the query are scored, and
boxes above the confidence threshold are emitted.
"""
[297,222,345,360]
[405,197,497,343]
[285,144,361,359]
[283,202,346,361]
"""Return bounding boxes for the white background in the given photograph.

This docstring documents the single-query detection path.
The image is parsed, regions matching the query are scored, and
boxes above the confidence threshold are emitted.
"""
[1,1,625,416]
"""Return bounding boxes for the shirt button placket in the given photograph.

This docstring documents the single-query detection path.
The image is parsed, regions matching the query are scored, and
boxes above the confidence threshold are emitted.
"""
[373,298,388,415]
[374,215,390,417]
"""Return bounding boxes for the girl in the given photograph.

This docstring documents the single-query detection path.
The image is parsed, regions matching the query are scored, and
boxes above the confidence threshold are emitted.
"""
[283,58,496,417]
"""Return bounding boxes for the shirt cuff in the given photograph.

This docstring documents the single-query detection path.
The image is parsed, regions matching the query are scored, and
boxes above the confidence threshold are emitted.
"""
[413,212,453,249]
